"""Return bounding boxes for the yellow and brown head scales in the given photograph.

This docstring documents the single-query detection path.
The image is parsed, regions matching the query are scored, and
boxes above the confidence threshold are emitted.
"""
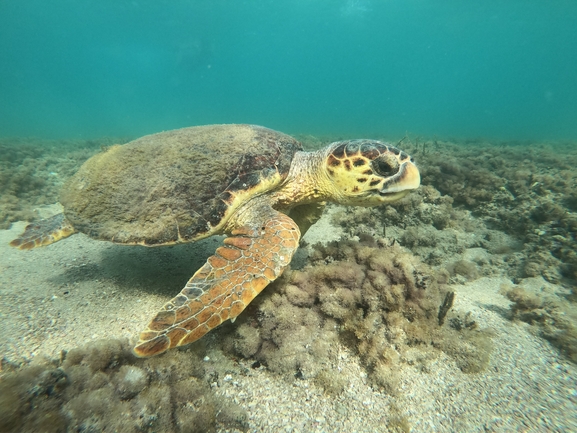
[323,139,420,206]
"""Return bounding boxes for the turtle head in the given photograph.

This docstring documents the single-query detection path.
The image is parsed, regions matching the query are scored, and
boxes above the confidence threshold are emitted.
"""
[322,139,420,206]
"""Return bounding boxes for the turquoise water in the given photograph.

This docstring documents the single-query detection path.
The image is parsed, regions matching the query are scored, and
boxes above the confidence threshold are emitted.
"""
[0,0,576,140]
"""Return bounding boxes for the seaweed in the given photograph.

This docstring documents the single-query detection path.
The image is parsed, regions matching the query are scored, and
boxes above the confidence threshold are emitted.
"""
[228,238,492,394]
[0,339,248,433]
[438,291,455,325]
[501,283,577,363]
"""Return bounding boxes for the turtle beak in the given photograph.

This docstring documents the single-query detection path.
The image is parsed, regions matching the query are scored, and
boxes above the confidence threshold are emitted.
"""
[379,160,421,195]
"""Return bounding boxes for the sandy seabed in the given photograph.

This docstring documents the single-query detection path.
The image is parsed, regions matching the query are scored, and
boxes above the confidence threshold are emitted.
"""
[1,211,576,432]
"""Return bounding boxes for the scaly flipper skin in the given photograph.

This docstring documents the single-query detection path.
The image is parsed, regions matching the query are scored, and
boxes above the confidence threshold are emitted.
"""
[9,213,75,250]
[133,208,300,357]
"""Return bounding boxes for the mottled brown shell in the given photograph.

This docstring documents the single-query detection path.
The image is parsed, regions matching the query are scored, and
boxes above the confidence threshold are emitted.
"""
[60,124,302,245]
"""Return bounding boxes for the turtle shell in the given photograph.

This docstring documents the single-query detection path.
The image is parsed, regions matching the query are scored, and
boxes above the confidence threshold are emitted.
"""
[60,124,302,245]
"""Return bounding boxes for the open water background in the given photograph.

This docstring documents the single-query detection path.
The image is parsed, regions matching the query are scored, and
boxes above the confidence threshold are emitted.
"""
[0,0,576,140]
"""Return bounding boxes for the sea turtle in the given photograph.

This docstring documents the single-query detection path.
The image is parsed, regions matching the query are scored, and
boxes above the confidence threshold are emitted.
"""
[10,124,420,357]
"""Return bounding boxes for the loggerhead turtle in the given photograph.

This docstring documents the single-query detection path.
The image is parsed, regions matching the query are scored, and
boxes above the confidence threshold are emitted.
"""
[10,124,420,357]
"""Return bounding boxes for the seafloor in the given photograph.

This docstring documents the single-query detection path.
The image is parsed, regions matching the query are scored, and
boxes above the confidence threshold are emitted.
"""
[0,134,576,432]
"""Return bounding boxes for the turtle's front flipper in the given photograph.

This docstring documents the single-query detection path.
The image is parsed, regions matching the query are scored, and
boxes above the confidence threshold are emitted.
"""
[134,209,301,357]
[9,213,75,250]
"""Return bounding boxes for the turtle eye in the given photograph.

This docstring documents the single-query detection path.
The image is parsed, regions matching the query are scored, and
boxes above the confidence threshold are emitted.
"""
[371,154,400,177]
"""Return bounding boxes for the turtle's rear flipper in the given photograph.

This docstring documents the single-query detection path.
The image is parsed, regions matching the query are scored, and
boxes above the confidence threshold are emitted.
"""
[10,213,75,250]
[134,208,301,357]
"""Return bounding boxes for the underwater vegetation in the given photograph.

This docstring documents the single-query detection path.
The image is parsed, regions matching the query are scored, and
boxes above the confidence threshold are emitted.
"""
[226,238,492,394]
[331,184,515,287]
[0,339,247,433]
[416,140,577,284]
[500,282,577,363]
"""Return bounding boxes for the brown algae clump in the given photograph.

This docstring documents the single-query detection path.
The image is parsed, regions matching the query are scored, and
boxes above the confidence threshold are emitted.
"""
[501,282,577,363]
[0,339,248,433]
[229,238,492,393]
